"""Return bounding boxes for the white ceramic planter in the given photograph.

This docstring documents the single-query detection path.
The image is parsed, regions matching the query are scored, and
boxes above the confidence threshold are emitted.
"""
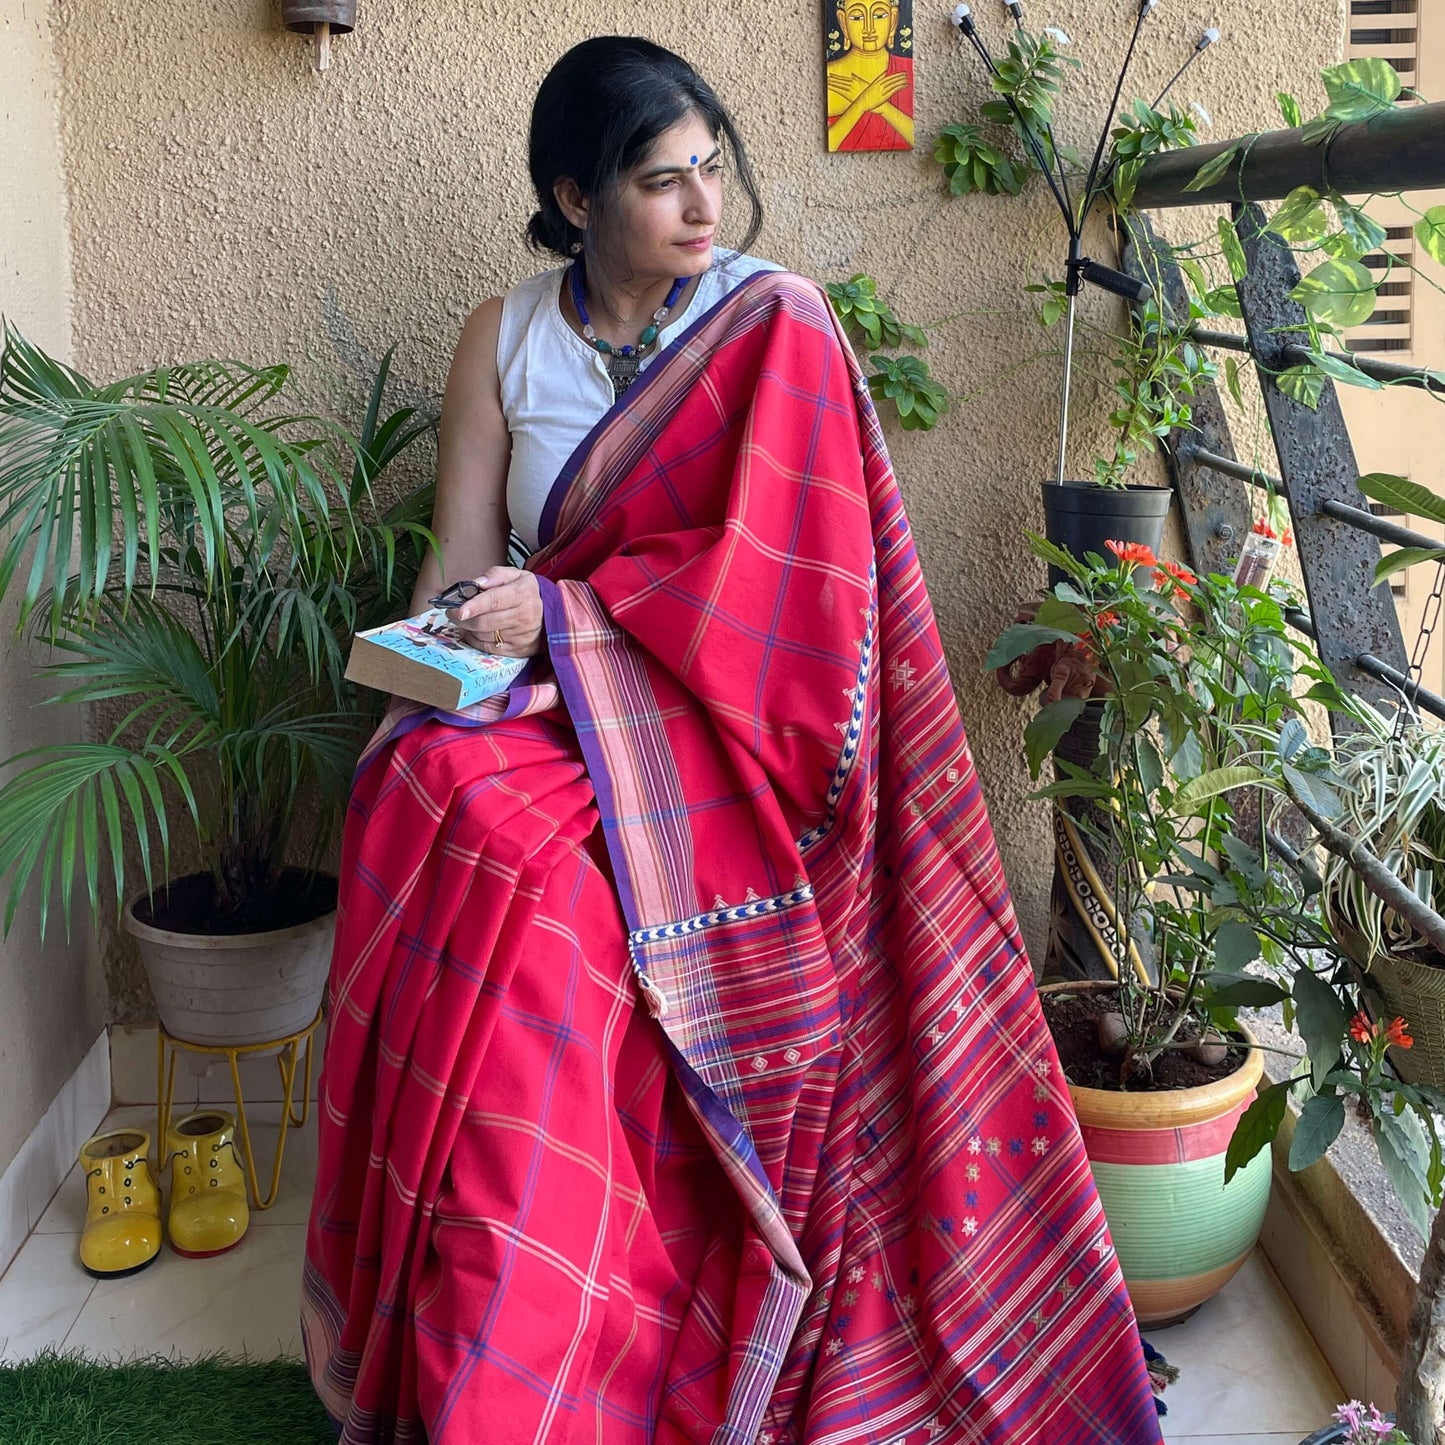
[125,878,336,1047]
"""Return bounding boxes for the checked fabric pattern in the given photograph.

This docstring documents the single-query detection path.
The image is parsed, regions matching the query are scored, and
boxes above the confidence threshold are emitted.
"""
[302,271,1163,1445]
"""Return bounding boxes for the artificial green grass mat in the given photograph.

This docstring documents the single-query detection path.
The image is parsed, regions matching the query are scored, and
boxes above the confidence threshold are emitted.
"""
[0,1350,335,1444]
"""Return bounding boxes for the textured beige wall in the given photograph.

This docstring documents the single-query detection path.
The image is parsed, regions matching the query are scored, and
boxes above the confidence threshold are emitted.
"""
[51,0,1339,1016]
[0,0,101,1173]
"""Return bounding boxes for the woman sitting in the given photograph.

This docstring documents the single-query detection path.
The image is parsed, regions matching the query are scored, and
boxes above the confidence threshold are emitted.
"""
[302,34,1162,1445]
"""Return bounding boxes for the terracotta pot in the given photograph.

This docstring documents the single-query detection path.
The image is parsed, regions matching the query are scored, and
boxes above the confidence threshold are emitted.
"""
[125,873,336,1048]
[1040,980,1273,1327]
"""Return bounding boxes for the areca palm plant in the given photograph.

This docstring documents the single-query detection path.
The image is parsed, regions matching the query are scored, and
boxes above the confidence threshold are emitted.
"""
[0,325,435,937]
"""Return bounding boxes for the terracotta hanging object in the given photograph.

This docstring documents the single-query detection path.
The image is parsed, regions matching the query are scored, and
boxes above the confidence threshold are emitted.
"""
[281,0,356,72]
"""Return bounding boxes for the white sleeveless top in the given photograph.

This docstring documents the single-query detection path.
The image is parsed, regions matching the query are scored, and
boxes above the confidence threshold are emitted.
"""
[497,250,782,551]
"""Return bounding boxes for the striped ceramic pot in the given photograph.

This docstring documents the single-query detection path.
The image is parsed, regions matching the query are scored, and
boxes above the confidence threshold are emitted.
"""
[1042,983,1273,1328]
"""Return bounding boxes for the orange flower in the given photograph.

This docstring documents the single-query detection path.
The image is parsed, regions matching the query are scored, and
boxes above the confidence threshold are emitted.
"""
[1384,1017,1414,1050]
[1106,539,1159,569]
[1153,561,1197,596]
[1349,1010,1375,1045]
[1096,610,1122,628]
[1252,519,1294,547]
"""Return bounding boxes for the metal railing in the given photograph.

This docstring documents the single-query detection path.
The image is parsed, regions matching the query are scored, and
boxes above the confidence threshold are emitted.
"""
[1121,103,1445,723]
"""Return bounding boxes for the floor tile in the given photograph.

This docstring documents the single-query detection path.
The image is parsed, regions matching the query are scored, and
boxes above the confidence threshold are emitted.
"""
[1158,1253,1341,1439]
[0,1154,29,1278]
[62,1223,306,1360]
[0,1232,96,1362]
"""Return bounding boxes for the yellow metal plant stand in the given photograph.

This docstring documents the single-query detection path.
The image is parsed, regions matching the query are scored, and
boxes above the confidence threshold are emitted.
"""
[156,1010,321,1212]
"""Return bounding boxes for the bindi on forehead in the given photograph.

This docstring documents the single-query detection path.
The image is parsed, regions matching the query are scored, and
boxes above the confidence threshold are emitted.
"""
[636,145,722,181]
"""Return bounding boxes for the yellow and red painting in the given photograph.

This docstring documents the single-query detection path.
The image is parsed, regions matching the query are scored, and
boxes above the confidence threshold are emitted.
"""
[826,0,914,151]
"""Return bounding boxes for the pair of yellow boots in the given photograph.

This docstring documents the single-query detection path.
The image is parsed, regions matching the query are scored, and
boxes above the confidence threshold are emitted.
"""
[78,1111,250,1278]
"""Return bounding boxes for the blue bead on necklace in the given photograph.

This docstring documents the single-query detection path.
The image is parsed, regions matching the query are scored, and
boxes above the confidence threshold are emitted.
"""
[569,259,689,396]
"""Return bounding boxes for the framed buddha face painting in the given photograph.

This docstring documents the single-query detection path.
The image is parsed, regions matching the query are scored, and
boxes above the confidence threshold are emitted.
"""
[825,0,915,152]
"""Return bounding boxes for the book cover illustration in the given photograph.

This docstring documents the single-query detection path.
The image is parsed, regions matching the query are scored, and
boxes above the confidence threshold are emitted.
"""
[345,609,528,711]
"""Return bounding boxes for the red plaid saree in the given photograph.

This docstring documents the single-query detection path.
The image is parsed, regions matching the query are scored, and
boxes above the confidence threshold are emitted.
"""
[303,271,1163,1445]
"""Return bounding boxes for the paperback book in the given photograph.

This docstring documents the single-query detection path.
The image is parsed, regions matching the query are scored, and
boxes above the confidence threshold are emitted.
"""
[345,609,526,710]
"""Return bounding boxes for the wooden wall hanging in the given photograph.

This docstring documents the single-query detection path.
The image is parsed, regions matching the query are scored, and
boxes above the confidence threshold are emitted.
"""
[825,0,915,151]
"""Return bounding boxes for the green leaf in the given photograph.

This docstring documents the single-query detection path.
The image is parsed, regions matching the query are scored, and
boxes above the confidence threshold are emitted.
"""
[1321,57,1402,121]
[1136,736,1164,799]
[1277,366,1325,409]
[1374,1110,1432,1236]
[1268,186,1330,244]
[1293,967,1350,1088]
[1113,157,1143,210]
[1214,920,1262,973]
[1024,698,1088,779]
[1376,547,1445,585]
[1290,258,1377,329]
[1028,777,1119,802]
[1170,729,1205,784]
[1203,286,1243,319]
[1282,763,1344,819]
[1332,200,1387,258]
[1175,765,1267,810]
[1356,472,1445,527]
[1207,975,1289,1008]
[1289,1093,1345,1171]
[1225,1080,1290,1184]
[1184,144,1239,193]
[1221,835,1267,889]
[1217,217,1248,282]
[1027,535,1089,579]
[1304,349,1383,391]
[1277,717,1307,762]
[1320,230,1366,262]
[1178,257,1210,297]
[1034,597,1092,633]
[984,623,1084,670]
[1300,116,1341,146]
[1277,91,1303,128]
[1417,207,1445,265]
[1224,357,1245,410]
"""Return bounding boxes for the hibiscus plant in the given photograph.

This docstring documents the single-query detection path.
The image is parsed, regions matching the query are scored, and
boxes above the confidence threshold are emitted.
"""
[987,533,1445,1234]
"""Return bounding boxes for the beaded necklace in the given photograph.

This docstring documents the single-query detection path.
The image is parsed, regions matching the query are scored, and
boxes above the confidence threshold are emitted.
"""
[568,259,689,398]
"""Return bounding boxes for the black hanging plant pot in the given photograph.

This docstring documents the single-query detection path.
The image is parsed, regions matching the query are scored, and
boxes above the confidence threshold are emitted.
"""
[1040,480,1172,587]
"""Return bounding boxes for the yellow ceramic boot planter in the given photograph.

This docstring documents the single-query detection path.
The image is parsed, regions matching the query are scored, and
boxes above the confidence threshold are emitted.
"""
[78,1128,162,1278]
[165,1110,250,1258]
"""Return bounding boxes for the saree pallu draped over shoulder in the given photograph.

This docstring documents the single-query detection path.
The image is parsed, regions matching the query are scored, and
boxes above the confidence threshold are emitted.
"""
[303,271,1164,1445]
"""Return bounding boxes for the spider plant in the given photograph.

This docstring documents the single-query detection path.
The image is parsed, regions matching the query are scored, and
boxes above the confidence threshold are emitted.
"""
[0,324,436,937]
[1319,705,1445,966]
